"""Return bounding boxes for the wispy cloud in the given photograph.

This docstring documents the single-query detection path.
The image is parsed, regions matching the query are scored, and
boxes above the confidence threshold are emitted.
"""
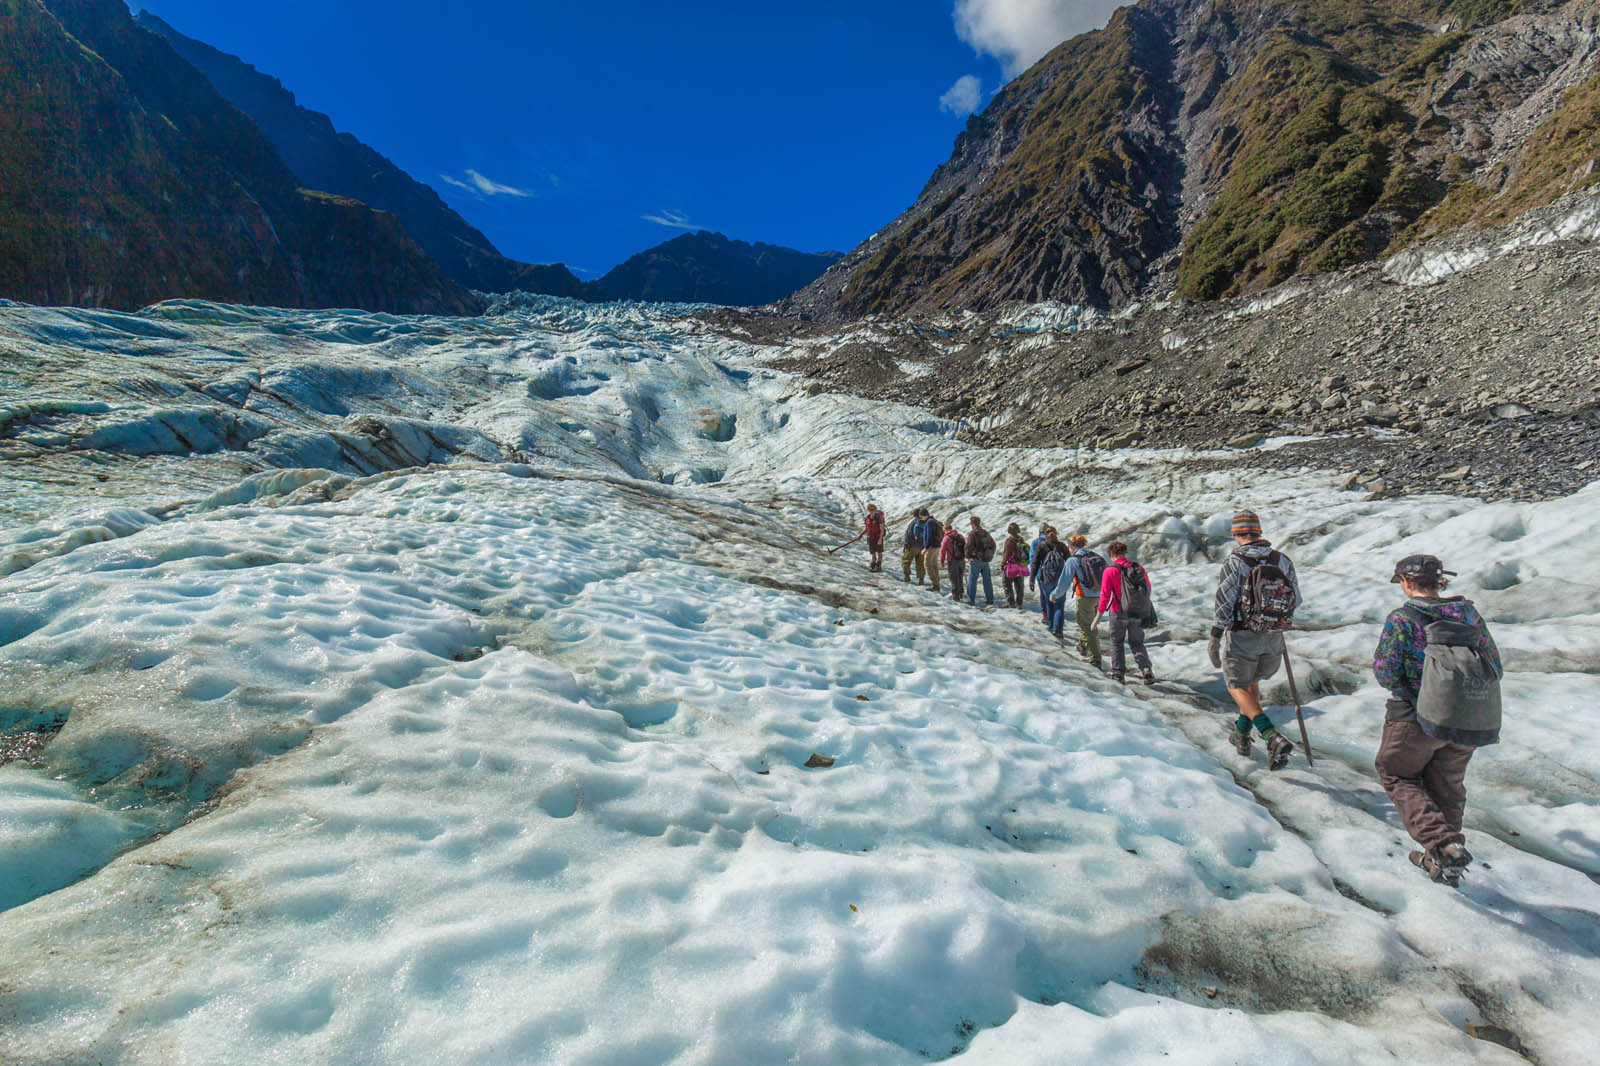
[440,169,533,198]
[940,74,984,117]
[953,0,1124,78]
[641,209,705,231]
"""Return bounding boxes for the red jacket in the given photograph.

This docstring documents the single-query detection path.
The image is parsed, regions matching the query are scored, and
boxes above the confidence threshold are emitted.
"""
[1097,557,1151,614]
[940,529,967,565]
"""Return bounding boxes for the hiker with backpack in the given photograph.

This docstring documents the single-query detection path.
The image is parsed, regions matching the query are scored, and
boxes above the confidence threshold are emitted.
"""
[1001,523,1031,609]
[964,516,997,608]
[1208,510,1301,770]
[1034,530,1072,640]
[1028,524,1050,622]
[1055,534,1107,670]
[901,510,928,585]
[1374,555,1502,886]
[863,503,886,572]
[921,512,945,592]
[940,518,968,601]
[1095,541,1156,684]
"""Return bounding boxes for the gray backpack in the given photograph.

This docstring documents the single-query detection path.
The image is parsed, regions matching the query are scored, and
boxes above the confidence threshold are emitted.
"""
[1402,604,1502,747]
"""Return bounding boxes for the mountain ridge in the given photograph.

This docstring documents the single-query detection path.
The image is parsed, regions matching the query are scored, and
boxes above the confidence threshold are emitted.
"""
[786,0,1600,320]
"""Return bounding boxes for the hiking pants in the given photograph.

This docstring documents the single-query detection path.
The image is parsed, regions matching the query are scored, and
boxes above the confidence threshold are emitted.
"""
[966,560,994,605]
[1048,596,1067,636]
[1005,576,1024,608]
[902,547,925,583]
[947,560,965,598]
[1376,719,1474,851]
[1108,612,1151,676]
[1038,582,1050,619]
[1076,596,1101,663]
[923,548,942,590]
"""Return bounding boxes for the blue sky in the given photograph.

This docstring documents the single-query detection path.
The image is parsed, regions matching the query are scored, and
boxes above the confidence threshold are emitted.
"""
[133,1,1122,275]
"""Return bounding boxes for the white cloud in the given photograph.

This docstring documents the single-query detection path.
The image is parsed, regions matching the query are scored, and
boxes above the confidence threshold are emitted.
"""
[939,74,984,117]
[440,169,533,198]
[953,0,1126,78]
[641,209,704,231]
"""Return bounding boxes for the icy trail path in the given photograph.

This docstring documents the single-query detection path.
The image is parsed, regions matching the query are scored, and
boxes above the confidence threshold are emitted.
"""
[1,299,1597,1065]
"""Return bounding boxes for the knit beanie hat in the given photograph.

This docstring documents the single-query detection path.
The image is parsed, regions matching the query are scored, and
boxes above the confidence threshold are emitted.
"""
[1231,510,1262,536]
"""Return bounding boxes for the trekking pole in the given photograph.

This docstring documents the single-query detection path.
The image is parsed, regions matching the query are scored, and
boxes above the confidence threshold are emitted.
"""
[827,532,864,555]
[1281,646,1315,767]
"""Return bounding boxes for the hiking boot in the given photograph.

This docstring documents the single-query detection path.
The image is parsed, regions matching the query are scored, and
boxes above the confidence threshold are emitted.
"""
[1140,669,1156,685]
[1228,724,1253,757]
[1077,640,1088,657]
[1266,732,1294,771]
[1439,843,1473,869]
[1109,671,1125,684]
[1410,849,1462,886]
[1090,658,1105,673]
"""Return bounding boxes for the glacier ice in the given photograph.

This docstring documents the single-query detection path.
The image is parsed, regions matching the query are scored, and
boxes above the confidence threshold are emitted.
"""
[1,296,1598,1065]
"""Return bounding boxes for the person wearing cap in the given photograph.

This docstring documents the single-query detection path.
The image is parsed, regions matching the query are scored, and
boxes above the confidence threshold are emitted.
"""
[1374,554,1502,884]
[940,517,968,601]
[863,503,886,572]
[1208,509,1301,769]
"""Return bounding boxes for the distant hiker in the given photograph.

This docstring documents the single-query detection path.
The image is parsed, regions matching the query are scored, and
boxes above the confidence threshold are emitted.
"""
[1096,540,1155,685]
[1028,524,1050,621]
[901,509,927,584]
[965,516,996,607]
[1035,530,1072,639]
[863,503,886,572]
[921,512,945,592]
[1208,510,1300,770]
[1374,555,1502,886]
[1001,523,1030,608]
[940,518,967,602]
[1056,533,1107,670]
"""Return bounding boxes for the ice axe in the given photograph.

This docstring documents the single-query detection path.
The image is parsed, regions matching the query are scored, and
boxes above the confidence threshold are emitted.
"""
[1281,646,1315,767]
[827,532,864,555]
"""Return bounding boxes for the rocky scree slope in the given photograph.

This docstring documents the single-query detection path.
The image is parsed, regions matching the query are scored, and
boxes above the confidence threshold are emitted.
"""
[0,0,479,315]
[786,0,1600,321]
[728,191,1600,502]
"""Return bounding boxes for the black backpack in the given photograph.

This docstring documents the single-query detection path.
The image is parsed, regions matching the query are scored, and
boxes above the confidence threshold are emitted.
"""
[1237,550,1296,632]
[1038,546,1067,589]
[1077,552,1107,592]
[1117,560,1155,623]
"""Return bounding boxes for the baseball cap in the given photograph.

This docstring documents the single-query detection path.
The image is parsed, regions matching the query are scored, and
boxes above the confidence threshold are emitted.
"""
[1391,554,1457,583]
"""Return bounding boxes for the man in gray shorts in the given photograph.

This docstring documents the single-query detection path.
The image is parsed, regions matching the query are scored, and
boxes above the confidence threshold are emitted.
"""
[1208,510,1302,769]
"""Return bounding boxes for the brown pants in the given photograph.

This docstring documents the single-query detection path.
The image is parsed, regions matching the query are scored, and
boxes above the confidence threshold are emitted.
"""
[923,548,941,590]
[1376,719,1474,851]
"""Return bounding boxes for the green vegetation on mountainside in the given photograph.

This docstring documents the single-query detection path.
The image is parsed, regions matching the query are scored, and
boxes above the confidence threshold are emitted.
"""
[1404,68,1600,241]
[841,9,1155,315]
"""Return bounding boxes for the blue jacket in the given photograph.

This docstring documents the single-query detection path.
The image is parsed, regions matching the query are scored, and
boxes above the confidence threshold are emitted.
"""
[1052,548,1103,603]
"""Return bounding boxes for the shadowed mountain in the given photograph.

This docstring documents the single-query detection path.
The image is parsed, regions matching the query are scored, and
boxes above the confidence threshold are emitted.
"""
[587,231,842,305]
[0,0,480,314]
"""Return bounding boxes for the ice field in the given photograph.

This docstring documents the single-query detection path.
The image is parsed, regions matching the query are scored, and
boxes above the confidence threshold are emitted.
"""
[2,297,1598,1064]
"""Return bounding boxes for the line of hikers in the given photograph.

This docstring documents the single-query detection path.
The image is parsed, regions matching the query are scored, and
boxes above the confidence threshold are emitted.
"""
[856,503,1504,888]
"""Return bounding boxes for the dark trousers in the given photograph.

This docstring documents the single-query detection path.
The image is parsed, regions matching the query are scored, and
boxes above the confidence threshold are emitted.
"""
[1376,719,1474,851]
[947,560,965,597]
[1038,582,1050,618]
[1108,612,1151,675]
[1004,576,1024,608]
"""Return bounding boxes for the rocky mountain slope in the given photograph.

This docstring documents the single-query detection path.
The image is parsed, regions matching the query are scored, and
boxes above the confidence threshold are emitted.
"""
[787,0,1600,321]
[722,189,1600,501]
[0,0,480,315]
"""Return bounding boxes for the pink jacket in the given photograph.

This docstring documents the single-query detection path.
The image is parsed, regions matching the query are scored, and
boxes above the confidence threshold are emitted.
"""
[1097,558,1151,614]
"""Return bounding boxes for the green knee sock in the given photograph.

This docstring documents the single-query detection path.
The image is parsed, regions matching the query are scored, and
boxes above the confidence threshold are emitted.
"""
[1234,714,1253,734]
[1252,713,1279,738]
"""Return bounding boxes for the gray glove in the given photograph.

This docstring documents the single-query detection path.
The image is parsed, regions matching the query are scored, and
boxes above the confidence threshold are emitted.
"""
[1207,631,1223,668]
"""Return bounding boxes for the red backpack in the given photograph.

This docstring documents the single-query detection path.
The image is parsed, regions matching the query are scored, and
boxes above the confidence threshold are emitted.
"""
[1237,551,1297,632]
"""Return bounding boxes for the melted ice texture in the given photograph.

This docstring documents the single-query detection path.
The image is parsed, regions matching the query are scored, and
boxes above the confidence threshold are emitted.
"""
[1,297,1597,1066]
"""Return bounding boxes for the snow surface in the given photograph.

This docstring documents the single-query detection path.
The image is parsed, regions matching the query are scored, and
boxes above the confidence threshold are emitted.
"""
[2,298,1598,1065]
